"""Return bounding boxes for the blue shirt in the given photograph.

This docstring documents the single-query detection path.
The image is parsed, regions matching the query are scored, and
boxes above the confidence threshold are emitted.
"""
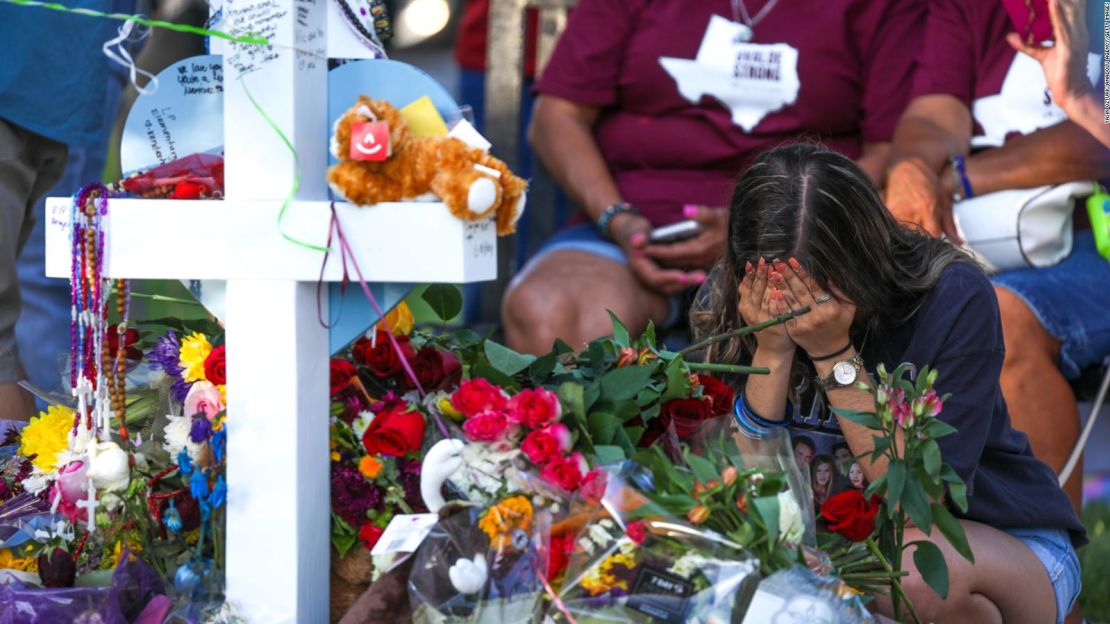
[789,261,1087,547]
[0,0,119,146]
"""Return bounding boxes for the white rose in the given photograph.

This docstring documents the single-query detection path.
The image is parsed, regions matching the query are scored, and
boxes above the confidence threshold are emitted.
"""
[87,441,130,493]
[778,490,805,544]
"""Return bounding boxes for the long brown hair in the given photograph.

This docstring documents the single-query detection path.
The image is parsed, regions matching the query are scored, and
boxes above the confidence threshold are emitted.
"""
[691,143,970,376]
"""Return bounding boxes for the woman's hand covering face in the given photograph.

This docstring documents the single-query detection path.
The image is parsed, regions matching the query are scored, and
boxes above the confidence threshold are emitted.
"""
[738,256,795,355]
[768,258,856,358]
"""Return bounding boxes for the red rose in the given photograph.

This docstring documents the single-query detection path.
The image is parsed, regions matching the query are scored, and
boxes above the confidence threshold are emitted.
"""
[521,424,572,465]
[659,397,714,438]
[362,404,426,456]
[821,490,881,542]
[204,345,227,386]
[169,181,207,199]
[330,358,358,396]
[403,347,460,391]
[105,328,141,362]
[451,378,508,417]
[577,469,607,505]
[545,531,576,580]
[359,522,385,550]
[353,331,414,378]
[506,388,562,428]
[540,452,588,492]
[626,521,647,545]
[462,411,512,442]
[698,376,735,416]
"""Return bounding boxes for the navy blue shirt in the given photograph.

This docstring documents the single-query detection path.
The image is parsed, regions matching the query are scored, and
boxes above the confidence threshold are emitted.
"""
[0,1,119,146]
[788,261,1086,547]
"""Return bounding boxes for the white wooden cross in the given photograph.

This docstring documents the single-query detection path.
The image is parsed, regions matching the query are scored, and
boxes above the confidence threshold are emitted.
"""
[43,1,497,620]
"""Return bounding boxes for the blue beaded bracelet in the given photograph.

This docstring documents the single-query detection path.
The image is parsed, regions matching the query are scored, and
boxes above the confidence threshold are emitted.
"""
[733,393,792,437]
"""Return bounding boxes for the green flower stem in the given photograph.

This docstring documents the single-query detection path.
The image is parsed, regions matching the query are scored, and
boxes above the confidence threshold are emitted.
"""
[679,306,812,357]
[867,538,922,624]
[687,362,771,375]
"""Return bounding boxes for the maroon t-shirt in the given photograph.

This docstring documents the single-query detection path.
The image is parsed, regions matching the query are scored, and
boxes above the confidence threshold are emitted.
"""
[911,0,1096,149]
[535,0,923,226]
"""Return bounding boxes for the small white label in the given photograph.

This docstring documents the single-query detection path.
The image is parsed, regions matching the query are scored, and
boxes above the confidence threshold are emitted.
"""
[370,513,439,556]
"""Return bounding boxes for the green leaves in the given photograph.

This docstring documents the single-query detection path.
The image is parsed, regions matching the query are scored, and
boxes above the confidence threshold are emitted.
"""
[902,480,933,534]
[931,503,974,563]
[593,445,626,465]
[910,540,950,599]
[922,440,942,478]
[421,284,463,322]
[600,365,656,400]
[887,460,907,508]
[608,311,630,348]
[833,408,883,429]
[752,495,781,543]
[483,341,536,376]
[684,452,720,487]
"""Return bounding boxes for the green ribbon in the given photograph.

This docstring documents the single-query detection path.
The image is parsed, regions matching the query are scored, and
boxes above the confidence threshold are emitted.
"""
[0,0,270,45]
[240,79,330,253]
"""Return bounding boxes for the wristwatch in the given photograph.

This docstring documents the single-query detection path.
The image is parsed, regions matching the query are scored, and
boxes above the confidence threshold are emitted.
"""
[816,352,864,392]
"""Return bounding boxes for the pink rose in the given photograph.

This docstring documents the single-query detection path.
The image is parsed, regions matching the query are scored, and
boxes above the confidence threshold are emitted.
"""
[462,411,511,442]
[506,388,561,428]
[184,381,223,421]
[540,452,589,492]
[51,461,88,523]
[521,424,571,465]
[451,379,509,418]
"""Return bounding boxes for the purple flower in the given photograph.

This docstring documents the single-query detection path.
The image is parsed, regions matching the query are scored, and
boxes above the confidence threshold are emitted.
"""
[149,331,182,374]
[190,417,213,443]
[396,458,426,513]
[171,377,192,404]
[332,464,382,526]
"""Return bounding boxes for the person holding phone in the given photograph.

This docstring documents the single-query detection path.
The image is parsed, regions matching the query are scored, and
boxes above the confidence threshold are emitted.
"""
[500,0,924,355]
[883,0,1110,518]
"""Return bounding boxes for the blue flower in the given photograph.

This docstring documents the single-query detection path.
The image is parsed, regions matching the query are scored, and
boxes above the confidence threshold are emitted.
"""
[200,500,211,522]
[177,449,193,475]
[164,500,183,532]
[211,429,226,464]
[190,469,209,500]
[207,475,227,509]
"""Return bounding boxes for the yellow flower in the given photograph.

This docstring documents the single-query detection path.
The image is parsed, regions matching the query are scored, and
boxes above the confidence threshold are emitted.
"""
[217,384,227,406]
[437,397,463,422]
[478,496,533,550]
[377,301,414,337]
[20,405,74,472]
[330,451,341,462]
[359,456,383,479]
[179,332,213,383]
[111,537,143,568]
[0,548,36,572]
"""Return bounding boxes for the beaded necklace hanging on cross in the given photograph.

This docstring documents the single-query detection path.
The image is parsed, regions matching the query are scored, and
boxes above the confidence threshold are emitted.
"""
[70,182,130,442]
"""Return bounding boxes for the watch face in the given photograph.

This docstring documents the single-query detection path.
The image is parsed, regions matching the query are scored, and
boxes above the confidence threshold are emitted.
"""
[833,361,857,385]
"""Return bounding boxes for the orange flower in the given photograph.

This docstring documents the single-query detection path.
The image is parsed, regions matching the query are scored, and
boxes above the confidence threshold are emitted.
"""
[377,301,415,337]
[721,466,737,486]
[736,494,748,514]
[687,505,710,525]
[692,480,720,497]
[359,456,383,479]
[616,348,638,368]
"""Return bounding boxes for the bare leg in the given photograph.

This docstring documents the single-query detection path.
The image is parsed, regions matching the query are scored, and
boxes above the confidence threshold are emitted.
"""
[502,250,671,355]
[995,286,1081,512]
[874,520,1057,624]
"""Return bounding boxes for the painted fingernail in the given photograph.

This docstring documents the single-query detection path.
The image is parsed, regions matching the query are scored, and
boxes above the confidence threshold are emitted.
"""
[630,233,645,246]
[788,258,802,271]
[683,204,698,219]
[745,261,753,274]
[772,259,785,270]
[758,257,766,267]
[772,290,782,301]
[677,274,688,285]
[692,273,706,285]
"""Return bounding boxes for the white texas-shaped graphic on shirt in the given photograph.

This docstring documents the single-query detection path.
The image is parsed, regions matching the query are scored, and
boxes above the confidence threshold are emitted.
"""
[660,15,801,132]
[972,50,1100,148]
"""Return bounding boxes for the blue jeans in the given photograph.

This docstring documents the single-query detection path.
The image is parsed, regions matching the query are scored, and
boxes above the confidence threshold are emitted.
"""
[992,230,1110,378]
[1000,526,1081,624]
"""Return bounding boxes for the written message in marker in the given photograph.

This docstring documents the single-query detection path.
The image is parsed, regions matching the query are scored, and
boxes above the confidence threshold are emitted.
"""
[177,60,224,97]
[225,0,287,76]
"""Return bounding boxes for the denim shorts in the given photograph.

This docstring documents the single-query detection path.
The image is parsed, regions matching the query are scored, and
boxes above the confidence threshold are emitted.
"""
[534,223,689,327]
[992,231,1110,379]
[1000,526,1081,623]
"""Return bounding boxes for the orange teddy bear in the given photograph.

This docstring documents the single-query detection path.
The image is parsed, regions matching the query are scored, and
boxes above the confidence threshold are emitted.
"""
[327,97,527,236]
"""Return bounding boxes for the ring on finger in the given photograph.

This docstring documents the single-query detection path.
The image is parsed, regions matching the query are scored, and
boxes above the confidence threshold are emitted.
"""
[814,293,832,304]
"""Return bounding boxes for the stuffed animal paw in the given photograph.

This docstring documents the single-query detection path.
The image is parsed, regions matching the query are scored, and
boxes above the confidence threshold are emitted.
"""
[327,96,527,235]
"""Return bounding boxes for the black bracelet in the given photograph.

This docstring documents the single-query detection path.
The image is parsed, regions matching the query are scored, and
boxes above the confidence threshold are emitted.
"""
[809,343,852,362]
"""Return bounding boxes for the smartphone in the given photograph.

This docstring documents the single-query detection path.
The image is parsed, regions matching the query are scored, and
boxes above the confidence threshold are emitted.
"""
[649,220,701,244]
[1001,0,1052,44]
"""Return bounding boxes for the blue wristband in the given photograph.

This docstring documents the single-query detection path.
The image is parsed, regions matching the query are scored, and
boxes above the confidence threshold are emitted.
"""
[733,393,792,438]
[953,155,974,200]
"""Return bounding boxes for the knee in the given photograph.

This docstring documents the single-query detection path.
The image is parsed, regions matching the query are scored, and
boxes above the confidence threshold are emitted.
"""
[994,286,1056,369]
[501,276,575,347]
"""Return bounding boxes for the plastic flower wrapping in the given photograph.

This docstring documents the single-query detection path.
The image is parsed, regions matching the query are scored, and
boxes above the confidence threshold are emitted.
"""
[0,317,232,621]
